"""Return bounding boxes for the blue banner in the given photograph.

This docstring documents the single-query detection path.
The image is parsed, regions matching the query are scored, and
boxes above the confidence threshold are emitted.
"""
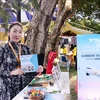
[77,34,100,99]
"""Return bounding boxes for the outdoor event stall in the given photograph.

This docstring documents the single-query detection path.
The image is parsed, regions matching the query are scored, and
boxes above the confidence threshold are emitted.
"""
[12,66,70,100]
[10,53,70,100]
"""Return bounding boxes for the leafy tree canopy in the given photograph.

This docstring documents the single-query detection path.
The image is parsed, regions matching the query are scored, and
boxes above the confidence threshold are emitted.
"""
[0,0,39,24]
[0,0,100,33]
[71,0,100,33]
[73,0,100,18]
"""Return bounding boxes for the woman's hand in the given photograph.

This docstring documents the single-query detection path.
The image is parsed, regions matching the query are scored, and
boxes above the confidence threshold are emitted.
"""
[37,65,43,73]
[10,68,24,76]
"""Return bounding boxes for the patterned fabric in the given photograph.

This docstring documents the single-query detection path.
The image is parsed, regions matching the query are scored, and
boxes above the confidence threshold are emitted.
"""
[0,42,38,100]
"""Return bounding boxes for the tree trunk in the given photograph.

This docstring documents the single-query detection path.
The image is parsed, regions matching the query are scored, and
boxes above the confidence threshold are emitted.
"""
[43,0,73,66]
[57,0,63,15]
[26,0,57,54]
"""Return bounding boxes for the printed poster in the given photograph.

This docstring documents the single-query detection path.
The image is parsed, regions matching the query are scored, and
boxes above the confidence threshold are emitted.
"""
[77,34,100,100]
[20,54,38,73]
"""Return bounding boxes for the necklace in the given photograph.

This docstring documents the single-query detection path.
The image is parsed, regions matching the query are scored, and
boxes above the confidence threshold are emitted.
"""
[8,42,21,68]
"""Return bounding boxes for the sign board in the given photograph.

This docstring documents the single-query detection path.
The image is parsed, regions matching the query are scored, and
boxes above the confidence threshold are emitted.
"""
[20,54,38,73]
[52,63,70,94]
[52,63,62,91]
[77,34,100,99]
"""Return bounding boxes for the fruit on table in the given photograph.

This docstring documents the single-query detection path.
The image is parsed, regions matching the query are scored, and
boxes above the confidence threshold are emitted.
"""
[28,88,42,96]
[28,88,43,100]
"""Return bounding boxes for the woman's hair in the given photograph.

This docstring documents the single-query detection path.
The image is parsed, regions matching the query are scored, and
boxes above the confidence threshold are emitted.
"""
[8,21,23,32]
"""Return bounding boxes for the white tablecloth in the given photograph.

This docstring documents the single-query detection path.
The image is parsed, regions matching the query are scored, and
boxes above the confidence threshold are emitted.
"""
[12,72,70,100]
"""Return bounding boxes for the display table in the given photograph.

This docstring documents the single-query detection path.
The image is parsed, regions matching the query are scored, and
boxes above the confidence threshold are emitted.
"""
[12,72,70,100]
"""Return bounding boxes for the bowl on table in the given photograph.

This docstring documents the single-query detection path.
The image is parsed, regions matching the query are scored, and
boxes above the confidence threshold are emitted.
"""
[29,93,43,100]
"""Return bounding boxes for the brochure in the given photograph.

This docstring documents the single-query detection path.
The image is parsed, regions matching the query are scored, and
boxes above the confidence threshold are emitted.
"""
[20,54,38,73]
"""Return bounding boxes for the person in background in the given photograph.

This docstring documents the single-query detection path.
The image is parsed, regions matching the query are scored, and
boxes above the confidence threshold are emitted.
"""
[69,44,75,65]
[70,44,74,51]
[0,22,43,100]
[72,45,77,70]
[46,49,57,74]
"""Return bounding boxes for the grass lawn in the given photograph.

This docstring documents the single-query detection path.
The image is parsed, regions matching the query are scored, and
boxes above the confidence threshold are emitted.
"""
[60,66,77,100]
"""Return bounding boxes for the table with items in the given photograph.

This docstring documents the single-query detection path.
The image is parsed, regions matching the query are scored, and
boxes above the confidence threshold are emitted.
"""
[12,72,70,100]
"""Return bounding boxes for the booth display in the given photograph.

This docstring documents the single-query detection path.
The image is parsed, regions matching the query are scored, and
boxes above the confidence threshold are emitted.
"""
[12,72,70,100]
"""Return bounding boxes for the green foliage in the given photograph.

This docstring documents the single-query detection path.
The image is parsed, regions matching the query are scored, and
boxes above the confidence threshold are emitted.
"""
[70,18,100,33]
[29,0,39,10]
[73,0,100,18]
[0,0,40,25]
[70,0,100,33]
[0,1,11,28]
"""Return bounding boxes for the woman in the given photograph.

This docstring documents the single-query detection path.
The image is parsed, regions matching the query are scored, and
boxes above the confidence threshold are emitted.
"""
[0,22,43,100]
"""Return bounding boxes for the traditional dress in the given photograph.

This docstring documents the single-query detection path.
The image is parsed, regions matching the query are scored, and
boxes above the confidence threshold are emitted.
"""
[0,42,37,100]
